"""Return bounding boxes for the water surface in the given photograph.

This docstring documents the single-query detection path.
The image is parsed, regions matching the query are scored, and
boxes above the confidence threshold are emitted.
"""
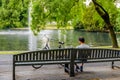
[0,30,114,51]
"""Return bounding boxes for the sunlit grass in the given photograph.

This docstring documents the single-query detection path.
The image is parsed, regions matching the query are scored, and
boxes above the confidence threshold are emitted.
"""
[94,46,112,48]
[0,51,25,54]
[0,45,120,55]
[92,46,120,50]
[44,24,73,29]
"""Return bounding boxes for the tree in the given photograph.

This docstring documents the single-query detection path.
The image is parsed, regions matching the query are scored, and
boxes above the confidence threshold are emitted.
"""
[31,0,77,34]
[0,0,29,29]
[82,4,104,31]
[30,0,119,48]
[92,0,118,48]
[0,0,119,48]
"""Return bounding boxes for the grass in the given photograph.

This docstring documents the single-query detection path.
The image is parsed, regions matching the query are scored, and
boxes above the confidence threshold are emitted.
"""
[0,46,120,55]
[0,51,25,54]
[44,24,73,29]
[94,46,120,50]
[94,46,112,48]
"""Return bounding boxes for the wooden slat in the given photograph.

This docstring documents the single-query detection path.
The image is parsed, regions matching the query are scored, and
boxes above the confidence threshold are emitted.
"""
[36,52,38,61]
[116,51,119,57]
[49,51,52,60]
[102,50,106,58]
[97,49,101,58]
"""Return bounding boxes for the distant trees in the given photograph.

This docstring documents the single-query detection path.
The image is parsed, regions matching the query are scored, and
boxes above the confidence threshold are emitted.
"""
[0,0,119,31]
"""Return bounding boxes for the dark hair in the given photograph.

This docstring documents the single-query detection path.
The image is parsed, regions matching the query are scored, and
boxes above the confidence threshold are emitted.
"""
[79,37,85,43]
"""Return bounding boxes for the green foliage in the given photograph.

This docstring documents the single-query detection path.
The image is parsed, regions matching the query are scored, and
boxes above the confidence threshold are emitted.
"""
[70,0,86,29]
[31,0,119,33]
[115,8,120,31]
[74,0,119,31]
[31,0,76,34]
[0,0,2,7]
[82,3,105,31]
[0,0,119,33]
[0,0,29,29]
[31,0,47,34]
[99,0,118,26]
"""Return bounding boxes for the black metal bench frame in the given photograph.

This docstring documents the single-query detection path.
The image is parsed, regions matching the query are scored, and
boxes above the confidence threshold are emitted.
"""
[13,48,120,80]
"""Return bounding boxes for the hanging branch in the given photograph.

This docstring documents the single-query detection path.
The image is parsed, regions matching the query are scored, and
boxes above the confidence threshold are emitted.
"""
[92,0,110,24]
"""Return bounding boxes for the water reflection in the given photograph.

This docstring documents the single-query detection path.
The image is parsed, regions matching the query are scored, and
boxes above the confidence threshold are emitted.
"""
[0,30,29,51]
[0,30,113,51]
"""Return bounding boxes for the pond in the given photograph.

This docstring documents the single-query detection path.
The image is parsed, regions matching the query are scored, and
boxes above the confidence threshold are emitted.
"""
[0,29,119,51]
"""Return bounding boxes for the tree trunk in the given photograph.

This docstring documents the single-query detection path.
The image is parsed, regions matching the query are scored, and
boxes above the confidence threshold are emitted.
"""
[108,24,118,48]
[92,0,118,48]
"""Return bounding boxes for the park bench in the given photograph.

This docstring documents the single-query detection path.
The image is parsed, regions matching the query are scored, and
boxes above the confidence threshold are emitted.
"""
[13,48,120,80]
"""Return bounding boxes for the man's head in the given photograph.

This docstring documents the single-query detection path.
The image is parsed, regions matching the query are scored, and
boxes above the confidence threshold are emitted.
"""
[79,37,85,43]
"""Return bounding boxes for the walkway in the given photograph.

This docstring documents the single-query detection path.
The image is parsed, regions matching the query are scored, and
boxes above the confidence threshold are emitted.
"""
[0,55,120,80]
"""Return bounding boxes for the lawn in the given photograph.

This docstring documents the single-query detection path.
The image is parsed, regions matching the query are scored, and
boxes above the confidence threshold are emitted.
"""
[0,46,120,55]
[0,51,25,54]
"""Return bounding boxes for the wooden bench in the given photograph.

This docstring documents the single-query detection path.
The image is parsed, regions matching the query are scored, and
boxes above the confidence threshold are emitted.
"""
[13,48,120,80]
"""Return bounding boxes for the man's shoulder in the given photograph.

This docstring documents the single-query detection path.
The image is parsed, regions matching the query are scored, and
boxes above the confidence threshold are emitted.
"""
[76,44,90,48]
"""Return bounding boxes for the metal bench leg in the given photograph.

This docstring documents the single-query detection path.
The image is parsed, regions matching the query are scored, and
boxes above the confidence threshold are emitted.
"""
[112,61,114,69]
[13,65,15,80]
[70,62,74,77]
[112,61,120,69]
[13,56,16,80]
[64,64,69,73]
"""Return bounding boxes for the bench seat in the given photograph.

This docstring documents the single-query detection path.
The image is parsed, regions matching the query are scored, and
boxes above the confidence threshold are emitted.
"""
[15,60,70,66]
[75,58,120,63]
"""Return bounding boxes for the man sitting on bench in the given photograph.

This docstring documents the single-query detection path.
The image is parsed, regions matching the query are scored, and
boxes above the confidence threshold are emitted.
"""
[76,36,90,72]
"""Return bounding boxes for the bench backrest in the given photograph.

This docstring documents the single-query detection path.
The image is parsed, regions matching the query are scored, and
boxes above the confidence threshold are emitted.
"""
[13,48,120,63]
[75,48,120,60]
[13,48,72,62]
